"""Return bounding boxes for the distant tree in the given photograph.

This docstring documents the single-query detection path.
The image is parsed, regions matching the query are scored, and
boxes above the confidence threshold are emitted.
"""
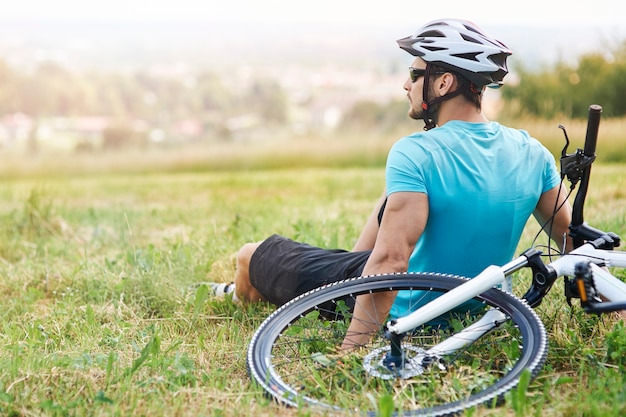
[501,40,626,119]
[340,99,415,133]
[246,79,288,124]
[603,42,626,115]
[0,59,18,113]
[102,125,147,150]
[341,101,382,129]
[195,71,233,113]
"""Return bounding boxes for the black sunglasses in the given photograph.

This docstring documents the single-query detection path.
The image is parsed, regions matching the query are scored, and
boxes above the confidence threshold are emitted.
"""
[409,67,447,83]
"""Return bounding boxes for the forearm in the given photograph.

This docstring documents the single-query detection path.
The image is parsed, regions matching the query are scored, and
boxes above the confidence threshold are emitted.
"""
[342,192,427,349]
[535,184,573,253]
[342,224,414,348]
[351,193,386,251]
[341,290,396,349]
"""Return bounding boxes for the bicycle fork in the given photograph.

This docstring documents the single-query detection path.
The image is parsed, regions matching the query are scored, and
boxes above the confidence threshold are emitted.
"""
[381,308,508,376]
[380,257,531,376]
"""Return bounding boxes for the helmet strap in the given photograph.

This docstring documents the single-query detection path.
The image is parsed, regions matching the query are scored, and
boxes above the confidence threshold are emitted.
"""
[421,63,473,131]
[469,82,481,94]
[421,64,436,131]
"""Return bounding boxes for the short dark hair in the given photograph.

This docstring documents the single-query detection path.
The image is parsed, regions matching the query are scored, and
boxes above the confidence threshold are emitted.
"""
[430,64,482,109]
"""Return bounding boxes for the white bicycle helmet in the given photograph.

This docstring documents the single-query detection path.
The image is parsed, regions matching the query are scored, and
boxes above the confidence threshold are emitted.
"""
[397,19,512,87]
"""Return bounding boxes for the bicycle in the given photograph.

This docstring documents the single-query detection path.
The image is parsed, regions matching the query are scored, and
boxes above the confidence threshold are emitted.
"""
[246,104,626,416]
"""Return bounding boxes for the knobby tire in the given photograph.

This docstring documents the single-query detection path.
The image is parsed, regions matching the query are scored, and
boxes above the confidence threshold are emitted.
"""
[247,272,547,416]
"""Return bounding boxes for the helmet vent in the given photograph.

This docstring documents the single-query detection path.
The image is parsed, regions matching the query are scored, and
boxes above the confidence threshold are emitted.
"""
[418,30,446,38]
[463,24,484,36]
[489,54,509,68]
[460,34,482,45]
[452,52,480,62]
[424,46,448,52]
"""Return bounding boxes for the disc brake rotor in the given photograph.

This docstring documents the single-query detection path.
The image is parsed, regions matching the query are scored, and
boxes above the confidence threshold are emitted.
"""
[363,345,434,380]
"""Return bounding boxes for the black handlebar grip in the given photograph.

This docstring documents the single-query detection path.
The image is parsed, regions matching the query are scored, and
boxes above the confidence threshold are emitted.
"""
[583,104,602,156]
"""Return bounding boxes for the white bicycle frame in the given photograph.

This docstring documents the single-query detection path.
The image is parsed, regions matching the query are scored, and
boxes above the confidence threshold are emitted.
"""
[385,242,626,355]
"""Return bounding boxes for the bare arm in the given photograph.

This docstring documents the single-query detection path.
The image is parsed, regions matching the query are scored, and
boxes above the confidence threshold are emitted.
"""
[351,191,387,252]
[533,183,573,253]
[342,192,428,348]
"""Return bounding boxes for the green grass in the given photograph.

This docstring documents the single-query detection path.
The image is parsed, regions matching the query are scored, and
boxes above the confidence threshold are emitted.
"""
[0,153,625,416]
[0,168,382,417]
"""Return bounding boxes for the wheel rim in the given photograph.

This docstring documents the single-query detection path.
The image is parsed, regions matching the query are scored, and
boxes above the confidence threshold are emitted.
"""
[248,273,547,416]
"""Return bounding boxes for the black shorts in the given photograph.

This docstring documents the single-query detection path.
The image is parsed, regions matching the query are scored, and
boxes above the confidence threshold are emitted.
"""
[249,234,371,306]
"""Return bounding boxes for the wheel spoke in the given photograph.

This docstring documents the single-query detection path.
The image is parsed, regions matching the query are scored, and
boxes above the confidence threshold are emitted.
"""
[248,273,547,416]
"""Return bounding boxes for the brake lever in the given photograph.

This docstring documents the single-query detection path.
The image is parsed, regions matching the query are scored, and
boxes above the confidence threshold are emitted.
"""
[559,125,596,187]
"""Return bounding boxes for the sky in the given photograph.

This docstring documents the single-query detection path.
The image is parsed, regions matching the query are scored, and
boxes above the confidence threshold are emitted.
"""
[1,0,624,71]
[3,0,625,26]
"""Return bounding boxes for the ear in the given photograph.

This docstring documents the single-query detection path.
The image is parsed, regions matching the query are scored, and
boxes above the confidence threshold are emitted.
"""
[436,73,456,96]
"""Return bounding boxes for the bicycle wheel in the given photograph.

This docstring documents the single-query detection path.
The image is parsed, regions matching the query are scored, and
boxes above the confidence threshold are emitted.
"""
[247,272,547,416]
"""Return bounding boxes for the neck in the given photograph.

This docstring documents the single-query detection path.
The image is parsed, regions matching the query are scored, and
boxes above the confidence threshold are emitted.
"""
[437,96,488,126]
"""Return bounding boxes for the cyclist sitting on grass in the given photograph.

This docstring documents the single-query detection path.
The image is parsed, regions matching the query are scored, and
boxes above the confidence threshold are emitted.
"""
[208,19,573,345]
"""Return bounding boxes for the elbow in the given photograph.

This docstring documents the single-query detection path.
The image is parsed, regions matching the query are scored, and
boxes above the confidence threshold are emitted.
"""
[369,252,410,274]
[389,257,409,273]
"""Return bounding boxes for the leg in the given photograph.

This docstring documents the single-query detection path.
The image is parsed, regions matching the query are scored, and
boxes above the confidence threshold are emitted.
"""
[234,242,268,303]
[235,234,371,307]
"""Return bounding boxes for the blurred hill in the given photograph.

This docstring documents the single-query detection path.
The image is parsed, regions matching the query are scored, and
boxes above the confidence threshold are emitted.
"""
[0,18,624,157]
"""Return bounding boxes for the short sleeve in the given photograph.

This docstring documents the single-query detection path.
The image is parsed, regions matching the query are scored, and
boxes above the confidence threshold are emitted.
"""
[385,139,428,195]
[540,145,561,193]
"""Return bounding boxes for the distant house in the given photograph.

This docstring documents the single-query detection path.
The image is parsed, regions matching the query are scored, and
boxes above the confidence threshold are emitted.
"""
[37,116,109,152]
[0,113,34,150]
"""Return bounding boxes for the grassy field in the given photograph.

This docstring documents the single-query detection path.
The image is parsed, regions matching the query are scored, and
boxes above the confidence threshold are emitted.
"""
[0,127,625,416]
[0,115,625,179]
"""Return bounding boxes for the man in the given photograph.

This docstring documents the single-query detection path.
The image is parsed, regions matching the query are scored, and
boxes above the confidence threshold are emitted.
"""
[211,19,572,345]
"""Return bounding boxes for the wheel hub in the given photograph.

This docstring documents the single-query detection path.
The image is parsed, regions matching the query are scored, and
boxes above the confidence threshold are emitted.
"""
[363,345,435,380]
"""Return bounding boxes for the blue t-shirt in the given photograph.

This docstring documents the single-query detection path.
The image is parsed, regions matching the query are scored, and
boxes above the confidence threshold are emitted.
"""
[386,121,560,318]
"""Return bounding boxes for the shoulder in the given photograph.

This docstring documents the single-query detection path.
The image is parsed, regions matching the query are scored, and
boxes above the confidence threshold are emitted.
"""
[389,130,439,168]
[496,123,538,143]
[391,126,452,151]
[495,123,553,153]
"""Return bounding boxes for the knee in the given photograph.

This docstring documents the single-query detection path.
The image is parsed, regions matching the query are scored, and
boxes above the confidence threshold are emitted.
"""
[237,242,260,270]
[235,241,266,303]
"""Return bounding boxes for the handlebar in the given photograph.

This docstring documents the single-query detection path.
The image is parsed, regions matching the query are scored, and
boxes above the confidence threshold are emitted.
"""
[583,104,602,157]
[524,104,621,307]
[570,105,603,248]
